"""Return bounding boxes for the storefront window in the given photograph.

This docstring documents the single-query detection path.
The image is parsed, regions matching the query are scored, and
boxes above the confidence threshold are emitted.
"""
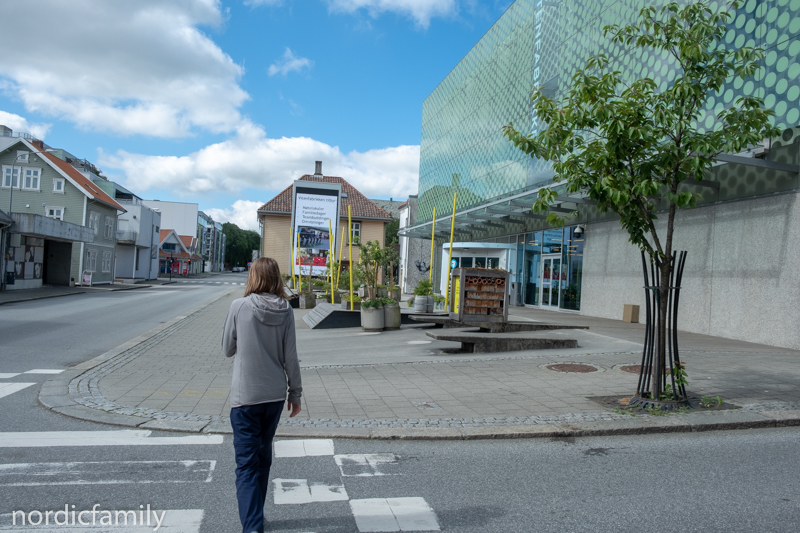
[560,226,584,311]
[522,232,542,305]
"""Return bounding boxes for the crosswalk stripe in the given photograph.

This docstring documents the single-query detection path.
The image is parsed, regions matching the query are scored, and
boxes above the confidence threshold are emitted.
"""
[274,439,335,458]
[335,454,399,477]
[0,383,35,400]
[0,374,21,379]
[0,460,216,486]
[350,498,440,532]
[273,479,348,505]
[0,509,204,532]
[23,369,64,374]
[0,430,223,448]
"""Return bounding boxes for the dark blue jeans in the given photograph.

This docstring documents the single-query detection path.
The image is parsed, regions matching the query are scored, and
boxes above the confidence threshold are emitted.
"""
[231,401,284,533]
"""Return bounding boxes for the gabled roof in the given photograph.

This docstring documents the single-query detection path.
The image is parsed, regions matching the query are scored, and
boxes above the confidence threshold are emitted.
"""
[258,175,392,220]
[178,235,195,251]
[159,228,190,253]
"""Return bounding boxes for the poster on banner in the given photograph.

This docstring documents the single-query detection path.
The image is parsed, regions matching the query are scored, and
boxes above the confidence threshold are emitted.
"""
[291,181,341,276]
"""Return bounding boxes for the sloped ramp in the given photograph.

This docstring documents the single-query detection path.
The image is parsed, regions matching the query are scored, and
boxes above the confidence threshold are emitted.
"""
[303,303,432,329]
[425,327,580,353]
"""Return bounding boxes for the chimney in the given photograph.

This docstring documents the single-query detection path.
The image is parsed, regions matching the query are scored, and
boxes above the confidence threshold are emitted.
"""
[314,161,323,177]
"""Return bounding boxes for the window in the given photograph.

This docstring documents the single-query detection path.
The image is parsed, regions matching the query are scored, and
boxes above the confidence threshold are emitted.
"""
[16,150,29,164]
[102,251,112,273]
[351,221,361,243]
[53,178,65,193]
[2,166,19,188]
[45,206,65,220]
[162,242,177,251]
[85,249,97,272]
[104,216,114,239]
[22,168,40,190]
[88,212,100,234]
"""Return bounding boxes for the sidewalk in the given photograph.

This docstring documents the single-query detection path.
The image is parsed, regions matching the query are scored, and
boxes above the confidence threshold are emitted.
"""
[0,282,151,306]
[40,288,800,438]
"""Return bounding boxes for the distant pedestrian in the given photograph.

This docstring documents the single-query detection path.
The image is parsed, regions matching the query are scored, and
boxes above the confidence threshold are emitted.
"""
[222,257,302,533]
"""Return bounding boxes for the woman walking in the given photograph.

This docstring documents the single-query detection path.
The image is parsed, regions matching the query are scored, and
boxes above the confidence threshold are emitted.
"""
[222,257,302,533]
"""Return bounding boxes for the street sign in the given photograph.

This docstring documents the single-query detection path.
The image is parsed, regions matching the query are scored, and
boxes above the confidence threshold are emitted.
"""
[450,258,458,269]
[247,262,252,267]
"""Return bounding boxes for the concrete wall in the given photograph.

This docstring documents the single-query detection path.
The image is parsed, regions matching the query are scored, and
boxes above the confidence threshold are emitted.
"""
[143,200,198,237]
[581,192,800,350]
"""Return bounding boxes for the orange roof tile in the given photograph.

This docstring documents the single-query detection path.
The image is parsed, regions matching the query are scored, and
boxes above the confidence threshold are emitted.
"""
[40,151,125,212]
[258,175,391,220]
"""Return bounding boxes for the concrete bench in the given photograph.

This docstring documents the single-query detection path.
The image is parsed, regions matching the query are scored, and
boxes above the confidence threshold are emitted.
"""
[411,315,589,334]
[425,328,580,353]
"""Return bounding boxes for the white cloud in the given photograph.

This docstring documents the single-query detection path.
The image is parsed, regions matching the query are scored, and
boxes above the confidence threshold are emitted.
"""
[0,0,248,137]
[0,110,51,140]
[205,200,264,231]
[325,0,457,27]
[98,123,419,201]
[268,48,314,77]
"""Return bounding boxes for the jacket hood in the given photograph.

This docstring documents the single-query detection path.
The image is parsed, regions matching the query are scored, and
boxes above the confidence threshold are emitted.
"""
[246,293,291,326]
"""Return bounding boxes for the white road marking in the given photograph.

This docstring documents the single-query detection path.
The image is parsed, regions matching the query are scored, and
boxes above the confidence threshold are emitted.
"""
[0,460,216,486]
[272,479,348,505]
[350,498,440,532]
[0,383,35,400]
[0,430,223,448]
[0,509,204,532]
[215,282,221,284]
[335,454,400,477]
[23,369,64,374]
[407,341,432,345]
[0,374,21,379]
[274,439,335,458]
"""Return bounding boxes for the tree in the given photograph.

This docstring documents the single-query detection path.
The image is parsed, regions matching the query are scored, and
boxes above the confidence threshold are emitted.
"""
[384,218,400,246]
[503,1,778,407]
[222,222,260,268]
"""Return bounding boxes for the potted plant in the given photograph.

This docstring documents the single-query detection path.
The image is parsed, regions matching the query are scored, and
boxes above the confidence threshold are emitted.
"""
[381,296,401,330]
[298,253,316,309]
[433,294,446,312]
[413,279,433,313]
[360,298,384,331]
[376,284,388,298]
[407,296,415,308]
[342,293,361,310]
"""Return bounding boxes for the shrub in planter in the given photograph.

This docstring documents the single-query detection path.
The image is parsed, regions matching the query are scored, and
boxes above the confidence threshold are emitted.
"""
[433,294,446,311]
[407,296,415,308]
[380,297,401,330]
[413,279,433,313]
[360,298,384,331]
[342,294,361,311]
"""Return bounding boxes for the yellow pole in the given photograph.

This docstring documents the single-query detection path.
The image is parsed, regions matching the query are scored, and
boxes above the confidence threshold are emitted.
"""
[327,219,334,294]
[290,225,296,289]
[444,193,458,312]
[336,221,345,288]
[348,206,354,311]
[297,231,302,293]
[429,207,436,283]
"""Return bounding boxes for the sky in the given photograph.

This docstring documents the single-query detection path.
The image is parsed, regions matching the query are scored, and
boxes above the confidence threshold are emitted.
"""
[0,0,512,231]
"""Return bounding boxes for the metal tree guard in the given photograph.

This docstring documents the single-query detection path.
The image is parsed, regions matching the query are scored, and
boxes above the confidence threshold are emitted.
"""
[631,250,689,410]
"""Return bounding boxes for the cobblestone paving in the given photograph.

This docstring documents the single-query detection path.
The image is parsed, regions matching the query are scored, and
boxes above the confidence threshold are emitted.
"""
[69,288,800,429]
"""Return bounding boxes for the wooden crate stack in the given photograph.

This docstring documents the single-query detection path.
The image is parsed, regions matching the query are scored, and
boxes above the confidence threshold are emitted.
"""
[449,268,509,323]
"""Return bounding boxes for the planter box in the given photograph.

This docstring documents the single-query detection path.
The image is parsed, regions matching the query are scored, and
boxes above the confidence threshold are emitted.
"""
[390,287,401,301]
[413,295,430,313]
[449,268,509,323]
[361,306,385,331]
[383,303,401,330]
[342,300,361,311]
[377,287,388,298]
[299,292,316,309]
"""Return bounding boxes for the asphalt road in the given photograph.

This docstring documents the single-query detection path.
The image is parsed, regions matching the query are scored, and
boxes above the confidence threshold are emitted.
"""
[1,273,798,532]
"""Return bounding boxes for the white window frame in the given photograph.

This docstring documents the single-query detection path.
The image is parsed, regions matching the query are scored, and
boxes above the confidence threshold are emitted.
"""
[16,150,29,164]
[88,212,100,235]
[102,251,112,273]
[45,206,65,220]
[351,221,361,242]
[104,216,114,239]
[53,177,65,193]
[21,167,41,191]
[86,249,97,272]
[2,166,19,188]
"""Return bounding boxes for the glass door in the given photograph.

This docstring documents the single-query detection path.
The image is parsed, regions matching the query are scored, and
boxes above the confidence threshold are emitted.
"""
[540,254,561,308]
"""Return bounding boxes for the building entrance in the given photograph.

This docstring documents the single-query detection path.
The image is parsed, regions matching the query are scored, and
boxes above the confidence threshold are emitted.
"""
[540,254,561,308]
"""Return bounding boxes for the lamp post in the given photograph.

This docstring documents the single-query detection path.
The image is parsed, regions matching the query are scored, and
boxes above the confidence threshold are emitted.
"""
[8,148,54,213]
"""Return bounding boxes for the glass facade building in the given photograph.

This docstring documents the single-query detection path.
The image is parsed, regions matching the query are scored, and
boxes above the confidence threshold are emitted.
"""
[409,0,800,312]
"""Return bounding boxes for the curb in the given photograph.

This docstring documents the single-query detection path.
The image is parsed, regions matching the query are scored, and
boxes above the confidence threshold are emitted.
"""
[0,291,86,306]
[38,289,236,431]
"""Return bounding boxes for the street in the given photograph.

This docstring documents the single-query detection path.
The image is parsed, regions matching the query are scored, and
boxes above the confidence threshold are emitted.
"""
[0,279,798,531]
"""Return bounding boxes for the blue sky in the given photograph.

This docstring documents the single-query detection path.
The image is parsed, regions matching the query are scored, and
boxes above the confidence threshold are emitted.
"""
[0,0,511,229]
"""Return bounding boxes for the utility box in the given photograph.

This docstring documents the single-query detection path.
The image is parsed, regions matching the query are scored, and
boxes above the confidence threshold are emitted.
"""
[449,268,509,323]
[623,304,640,323]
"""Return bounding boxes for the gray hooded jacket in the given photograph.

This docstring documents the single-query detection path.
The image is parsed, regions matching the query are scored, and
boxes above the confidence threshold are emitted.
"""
[222,293,302,408]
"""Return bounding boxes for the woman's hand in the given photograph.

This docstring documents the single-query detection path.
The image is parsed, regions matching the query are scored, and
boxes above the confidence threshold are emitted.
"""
[288,402,302,418]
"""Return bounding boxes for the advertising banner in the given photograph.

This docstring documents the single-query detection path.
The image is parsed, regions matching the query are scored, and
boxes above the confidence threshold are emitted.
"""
[291,182,341,276]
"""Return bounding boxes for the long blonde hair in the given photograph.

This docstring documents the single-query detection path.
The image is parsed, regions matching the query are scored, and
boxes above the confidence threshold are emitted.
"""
[244,257,287,298]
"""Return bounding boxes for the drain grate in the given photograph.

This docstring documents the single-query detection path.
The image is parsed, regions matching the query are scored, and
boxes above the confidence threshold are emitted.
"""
[547,363,598,373]
[619,365,642,374]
